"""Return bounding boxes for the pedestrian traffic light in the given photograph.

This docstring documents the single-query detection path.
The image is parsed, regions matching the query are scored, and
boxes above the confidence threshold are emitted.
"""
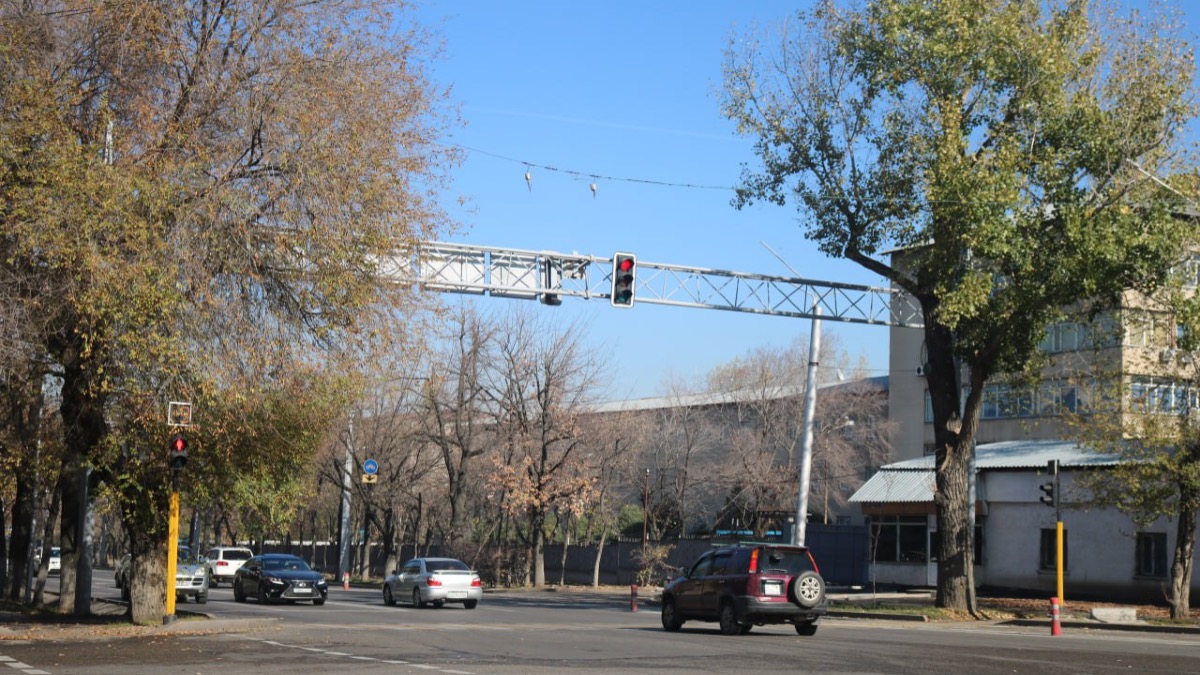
[168,433,188,470]
[611,253,636,307]
[1039,481,1056,508]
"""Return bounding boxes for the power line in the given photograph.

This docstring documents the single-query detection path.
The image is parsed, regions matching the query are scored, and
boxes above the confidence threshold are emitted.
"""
[444,142,733,192]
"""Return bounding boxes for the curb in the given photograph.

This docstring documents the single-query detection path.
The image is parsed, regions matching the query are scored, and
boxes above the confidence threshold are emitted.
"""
[1005,619,1200,635]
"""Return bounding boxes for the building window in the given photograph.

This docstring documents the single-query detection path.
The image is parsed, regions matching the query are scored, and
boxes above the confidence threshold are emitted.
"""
[870,516,927,563]
[1135,532,1168,578]
[928,525,985,564]
[1130,377,1198,415]
[1039,528,1068,572]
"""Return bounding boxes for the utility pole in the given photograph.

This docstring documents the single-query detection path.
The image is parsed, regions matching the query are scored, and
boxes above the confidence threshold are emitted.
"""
[794,304,821,547]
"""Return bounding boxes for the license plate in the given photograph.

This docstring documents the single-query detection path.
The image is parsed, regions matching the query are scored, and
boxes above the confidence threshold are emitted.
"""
[292,587,312,594]
[763,581,784,596]
[448,591,467,598]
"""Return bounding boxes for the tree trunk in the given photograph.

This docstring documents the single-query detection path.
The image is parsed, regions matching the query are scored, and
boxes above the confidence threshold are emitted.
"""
[6,475,36,600]
[32,484,61,607]
[923,317,979,614]
[129,548,168,626]
[591,528,608,587]
[1169,488,1198,620]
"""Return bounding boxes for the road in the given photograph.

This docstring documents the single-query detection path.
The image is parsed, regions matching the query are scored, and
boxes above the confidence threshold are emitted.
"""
[5,572,1197,674]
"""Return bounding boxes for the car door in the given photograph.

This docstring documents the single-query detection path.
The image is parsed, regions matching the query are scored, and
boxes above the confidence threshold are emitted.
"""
[394,560,419,596]
[702,549,737,618]
[673,552,713,618]
[239,557,263,597]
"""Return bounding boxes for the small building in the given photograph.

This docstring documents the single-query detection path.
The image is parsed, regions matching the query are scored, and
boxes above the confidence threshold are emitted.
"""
[850,439,1197,602]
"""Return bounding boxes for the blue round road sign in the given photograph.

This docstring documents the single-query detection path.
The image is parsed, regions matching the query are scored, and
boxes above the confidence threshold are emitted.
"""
[363,459,379,475]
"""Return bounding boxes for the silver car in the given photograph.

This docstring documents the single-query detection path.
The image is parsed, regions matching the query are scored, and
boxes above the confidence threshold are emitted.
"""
[118,547,209,604]
[383,557,482,609]
[175,548,210,604]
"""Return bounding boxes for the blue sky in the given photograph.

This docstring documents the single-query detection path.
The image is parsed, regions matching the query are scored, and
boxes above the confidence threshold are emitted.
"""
[413,1,1199,401]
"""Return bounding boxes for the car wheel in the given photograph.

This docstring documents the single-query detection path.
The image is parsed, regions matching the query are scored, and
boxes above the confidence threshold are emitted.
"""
[383,584,395,606]
[313,598,326,606]
[718,602,742,636]
[412,588,424,608]
[257,582,268,604]
[789,571,826,609]
[233,581,246,603]
[464,599,478,610]
[661,598,683,632]
[196,592,208,605]
[208,574,218,588]
[794,620,819,636]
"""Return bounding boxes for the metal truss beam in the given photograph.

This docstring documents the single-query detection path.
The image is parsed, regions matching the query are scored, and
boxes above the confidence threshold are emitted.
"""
[380,242,922,328]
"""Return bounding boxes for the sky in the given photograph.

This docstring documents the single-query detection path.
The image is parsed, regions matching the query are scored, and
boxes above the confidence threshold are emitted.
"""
[411,0,1200,402]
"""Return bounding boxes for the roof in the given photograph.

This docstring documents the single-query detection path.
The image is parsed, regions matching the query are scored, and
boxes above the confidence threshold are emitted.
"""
[849,439,1123,504]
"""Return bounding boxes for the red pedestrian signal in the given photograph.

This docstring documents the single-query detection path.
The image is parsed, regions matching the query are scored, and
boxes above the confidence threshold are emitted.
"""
[169,433,188,470]
[611,253,636,307]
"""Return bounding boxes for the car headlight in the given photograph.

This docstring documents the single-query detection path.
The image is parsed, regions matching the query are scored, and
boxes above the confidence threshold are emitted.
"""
[267,576,287,586]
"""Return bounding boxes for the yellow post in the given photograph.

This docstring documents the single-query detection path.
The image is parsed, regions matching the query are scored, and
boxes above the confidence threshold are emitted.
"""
[165,490,179,622]
[1055,519,1064,607]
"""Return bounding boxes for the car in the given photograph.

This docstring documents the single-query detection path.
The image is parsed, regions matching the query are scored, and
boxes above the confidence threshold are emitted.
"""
[233,553,327,605]
[204,546,254,587]
[118,547,209,604]
[660,542,827,636]
[174,547,210,604]
[47,547,61,574]
[383,557,483,609]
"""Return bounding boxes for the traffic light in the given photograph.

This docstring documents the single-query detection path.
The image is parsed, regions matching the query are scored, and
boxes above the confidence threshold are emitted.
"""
[1040,459,1059,509]
[168,433,188,470]
[611,253,636,307]
[1038,481,1056,508]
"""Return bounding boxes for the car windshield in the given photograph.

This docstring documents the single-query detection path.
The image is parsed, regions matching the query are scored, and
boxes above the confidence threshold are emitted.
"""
[224,550,253,561]
[426,560,469,572]
[264,557,310,572]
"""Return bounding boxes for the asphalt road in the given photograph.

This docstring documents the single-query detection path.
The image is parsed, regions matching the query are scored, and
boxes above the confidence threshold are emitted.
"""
[6,573,1198,674]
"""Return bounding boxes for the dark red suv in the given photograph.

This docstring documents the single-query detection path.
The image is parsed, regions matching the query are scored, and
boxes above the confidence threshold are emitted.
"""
[660,543,827,636]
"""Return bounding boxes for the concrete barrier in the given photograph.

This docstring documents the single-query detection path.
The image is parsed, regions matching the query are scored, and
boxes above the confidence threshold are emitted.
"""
[1090,607,1138,623]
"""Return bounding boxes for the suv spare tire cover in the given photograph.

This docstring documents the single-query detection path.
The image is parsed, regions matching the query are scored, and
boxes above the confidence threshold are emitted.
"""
[789,571,825,609]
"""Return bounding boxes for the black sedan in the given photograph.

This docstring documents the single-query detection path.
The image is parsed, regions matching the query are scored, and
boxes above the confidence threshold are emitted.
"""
[233,553,328,605]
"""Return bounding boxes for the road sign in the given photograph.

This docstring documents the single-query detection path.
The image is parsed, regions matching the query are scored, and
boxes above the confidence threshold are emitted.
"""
[363,459,379,475]
[361,474,378,484]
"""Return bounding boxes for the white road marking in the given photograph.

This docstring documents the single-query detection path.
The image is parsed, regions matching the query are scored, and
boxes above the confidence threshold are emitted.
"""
[246,637,475,675]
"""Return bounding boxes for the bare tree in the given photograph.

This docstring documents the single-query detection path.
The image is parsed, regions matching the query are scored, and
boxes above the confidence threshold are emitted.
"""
[487,308,604,587]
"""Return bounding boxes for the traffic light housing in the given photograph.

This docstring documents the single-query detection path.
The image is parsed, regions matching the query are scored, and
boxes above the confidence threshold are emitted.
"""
[168,433,188,470]
[1039,459,1059,509]
[1038,482,1056,508]
[611,253,636,307]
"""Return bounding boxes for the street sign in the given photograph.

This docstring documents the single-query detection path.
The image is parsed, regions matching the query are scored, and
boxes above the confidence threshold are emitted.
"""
[168,401,192,427]
[361,473,378,484]
[363,458,379,475]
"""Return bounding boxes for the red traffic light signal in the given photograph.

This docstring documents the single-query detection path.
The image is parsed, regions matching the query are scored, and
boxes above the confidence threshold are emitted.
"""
[169,433,188,470]
[611,253,636,307]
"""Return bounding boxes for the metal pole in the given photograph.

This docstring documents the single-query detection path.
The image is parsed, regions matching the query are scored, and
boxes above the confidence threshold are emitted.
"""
[338,418,354,582]
[641,468,649,558]
[794,304,821,547]
[164,472,180,624]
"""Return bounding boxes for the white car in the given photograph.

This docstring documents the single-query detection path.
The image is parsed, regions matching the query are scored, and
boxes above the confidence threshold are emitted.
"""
[204,546,254,587]
[47,547,61,574]
[383,557,483,609]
